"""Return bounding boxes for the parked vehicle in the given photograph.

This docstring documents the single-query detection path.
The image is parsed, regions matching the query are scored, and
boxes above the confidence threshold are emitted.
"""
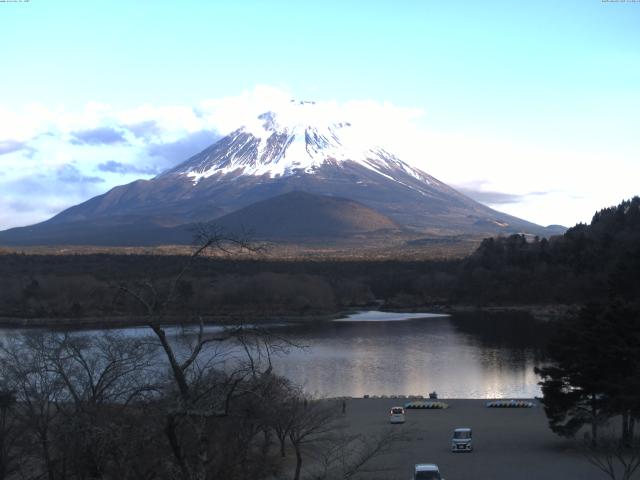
[451,427,473,452]
[389,406,406,424]
[413,463,444,480]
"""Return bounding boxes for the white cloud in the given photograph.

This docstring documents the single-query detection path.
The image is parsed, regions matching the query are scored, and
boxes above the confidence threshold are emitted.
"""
[400,131,640,227]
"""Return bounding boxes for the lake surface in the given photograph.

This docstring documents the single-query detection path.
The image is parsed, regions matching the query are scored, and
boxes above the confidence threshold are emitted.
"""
[0,310,548,399]
[270,311,547,399]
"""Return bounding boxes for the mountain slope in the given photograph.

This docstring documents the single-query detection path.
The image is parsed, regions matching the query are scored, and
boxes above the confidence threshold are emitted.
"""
[0,101,559,246]
[214,191,399,239]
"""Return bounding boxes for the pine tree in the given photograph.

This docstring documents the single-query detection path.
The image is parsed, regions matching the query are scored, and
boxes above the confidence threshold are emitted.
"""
[536,302,640,446]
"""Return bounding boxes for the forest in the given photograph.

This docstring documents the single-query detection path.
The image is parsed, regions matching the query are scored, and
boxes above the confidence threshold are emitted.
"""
[0,197,639,324]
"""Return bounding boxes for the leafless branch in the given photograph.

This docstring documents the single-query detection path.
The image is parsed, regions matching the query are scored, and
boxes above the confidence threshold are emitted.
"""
[583,434,640,480]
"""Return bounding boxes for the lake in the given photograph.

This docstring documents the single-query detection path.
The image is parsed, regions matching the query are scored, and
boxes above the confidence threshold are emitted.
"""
[0,310,549,399]
[269,311,547,399]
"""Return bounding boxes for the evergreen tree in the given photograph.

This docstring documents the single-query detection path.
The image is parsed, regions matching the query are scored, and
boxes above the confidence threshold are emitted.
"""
[536,304,610,445]
[536,302,640,446]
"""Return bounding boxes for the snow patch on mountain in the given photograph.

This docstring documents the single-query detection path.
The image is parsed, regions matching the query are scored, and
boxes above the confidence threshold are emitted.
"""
[170,100,431,185]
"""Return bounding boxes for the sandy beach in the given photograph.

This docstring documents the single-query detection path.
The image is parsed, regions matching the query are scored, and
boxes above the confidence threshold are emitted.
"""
[334,398,601,480]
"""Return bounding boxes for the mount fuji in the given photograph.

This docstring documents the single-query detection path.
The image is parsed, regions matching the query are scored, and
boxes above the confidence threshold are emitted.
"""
[0,100,561,247]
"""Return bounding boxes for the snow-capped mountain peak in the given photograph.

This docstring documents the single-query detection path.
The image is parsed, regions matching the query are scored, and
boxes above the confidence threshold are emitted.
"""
[166,100,430,184]
[0,100,553,246]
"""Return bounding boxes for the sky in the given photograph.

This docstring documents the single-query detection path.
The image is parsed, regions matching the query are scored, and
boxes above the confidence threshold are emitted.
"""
[1,0,639,230]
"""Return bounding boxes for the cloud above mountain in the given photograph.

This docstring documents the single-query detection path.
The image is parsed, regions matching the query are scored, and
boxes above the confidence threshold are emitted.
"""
[0,100,229,229]
[56,164,105,184]
[146,129,221,169]
[71,127,127,145]
[97,160,157,175]
[455,181,552,205]
[0,140,32,156]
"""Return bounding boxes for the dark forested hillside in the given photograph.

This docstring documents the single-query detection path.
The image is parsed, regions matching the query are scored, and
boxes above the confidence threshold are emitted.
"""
[0,253,460,321]
[457,197,640,304]
[1,197,638,324]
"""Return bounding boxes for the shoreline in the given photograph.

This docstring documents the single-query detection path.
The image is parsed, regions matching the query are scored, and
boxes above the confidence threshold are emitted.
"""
[442,303,579,321]
[0,312,343,330]
[0,303,577,329]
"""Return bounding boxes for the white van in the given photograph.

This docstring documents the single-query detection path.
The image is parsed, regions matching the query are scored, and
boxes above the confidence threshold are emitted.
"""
[413,463,444,480]
[451,427,473,452]
[389,406,406,424]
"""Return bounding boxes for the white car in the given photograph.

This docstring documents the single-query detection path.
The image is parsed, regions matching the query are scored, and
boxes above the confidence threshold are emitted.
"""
[389,406,406,424]
[413,463,445,480]
[451,427,473,452]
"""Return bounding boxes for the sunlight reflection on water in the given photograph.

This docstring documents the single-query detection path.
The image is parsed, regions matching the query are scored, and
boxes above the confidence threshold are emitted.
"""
[272,311,545,398]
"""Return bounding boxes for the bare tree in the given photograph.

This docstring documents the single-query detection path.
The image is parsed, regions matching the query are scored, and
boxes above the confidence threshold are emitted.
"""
[47,332,159,407]
[309,428,408,480]
[0,331,163,480]
[287,398,341,480]
[583,434,640,480]
[46,332,160,479]
[268,379,300,458]
[116,224,261,402]
[0,333,66,480]
[0,388,20,480]
[115,224,304,480]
